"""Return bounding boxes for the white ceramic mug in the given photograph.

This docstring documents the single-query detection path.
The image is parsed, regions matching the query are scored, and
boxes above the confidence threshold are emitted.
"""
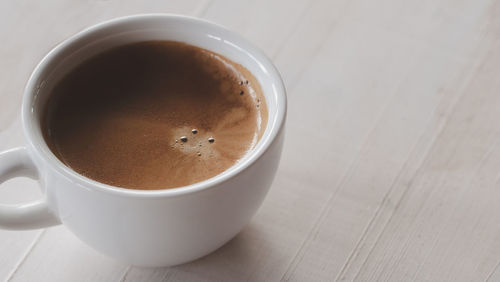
[0,14,286,267]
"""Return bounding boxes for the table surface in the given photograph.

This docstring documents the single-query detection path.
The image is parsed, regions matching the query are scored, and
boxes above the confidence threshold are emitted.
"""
[2,0,500,281]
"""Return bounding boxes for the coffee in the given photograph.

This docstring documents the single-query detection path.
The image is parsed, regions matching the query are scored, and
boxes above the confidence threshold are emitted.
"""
[42,41,267,190]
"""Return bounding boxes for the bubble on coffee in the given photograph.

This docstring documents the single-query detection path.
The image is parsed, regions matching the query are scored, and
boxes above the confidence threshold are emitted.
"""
[170,127,222,164]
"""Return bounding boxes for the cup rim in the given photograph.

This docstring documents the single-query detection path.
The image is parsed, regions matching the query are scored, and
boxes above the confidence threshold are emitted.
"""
[21,14,287,198]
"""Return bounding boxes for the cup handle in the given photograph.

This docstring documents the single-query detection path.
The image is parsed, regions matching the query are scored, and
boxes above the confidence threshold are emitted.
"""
[0,147,60,230]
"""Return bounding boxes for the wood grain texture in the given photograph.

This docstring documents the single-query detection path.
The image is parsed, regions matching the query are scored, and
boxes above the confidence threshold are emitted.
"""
[2,0,500,281]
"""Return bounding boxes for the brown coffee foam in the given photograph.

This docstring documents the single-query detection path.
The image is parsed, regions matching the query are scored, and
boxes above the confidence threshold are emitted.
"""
[43,41,268,190]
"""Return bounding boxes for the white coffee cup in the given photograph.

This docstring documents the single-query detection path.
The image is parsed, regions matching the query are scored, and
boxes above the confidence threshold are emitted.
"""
[0,14,286,267]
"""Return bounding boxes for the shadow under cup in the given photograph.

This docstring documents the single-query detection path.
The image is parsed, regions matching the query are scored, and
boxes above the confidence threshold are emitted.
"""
[19,15,286,266]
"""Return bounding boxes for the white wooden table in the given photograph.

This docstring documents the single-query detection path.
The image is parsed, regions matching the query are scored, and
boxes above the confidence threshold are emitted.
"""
[2,0,500,281]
